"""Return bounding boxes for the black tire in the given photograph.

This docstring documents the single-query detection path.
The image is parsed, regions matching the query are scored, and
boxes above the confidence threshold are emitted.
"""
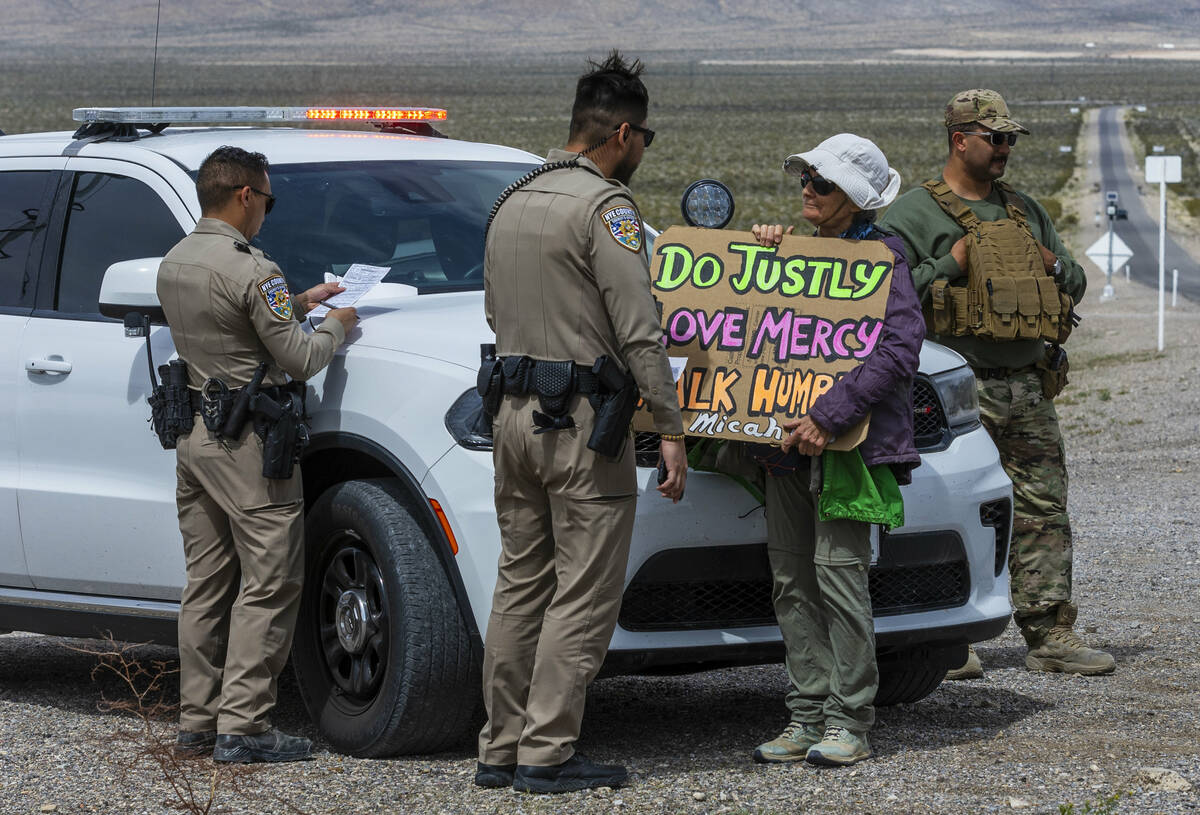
[293,478,479,756]
[874,644,963,706]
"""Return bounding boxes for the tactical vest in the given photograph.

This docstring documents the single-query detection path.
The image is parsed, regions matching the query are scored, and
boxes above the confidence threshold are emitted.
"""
[922,179,1073,343]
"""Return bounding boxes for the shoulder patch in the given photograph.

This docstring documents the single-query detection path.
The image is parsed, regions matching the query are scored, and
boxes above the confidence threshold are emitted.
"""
[601,205,643,252]
[257,274,294,321]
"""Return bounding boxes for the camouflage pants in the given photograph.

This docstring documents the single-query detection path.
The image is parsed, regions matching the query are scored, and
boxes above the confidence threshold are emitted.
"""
[976,370,1073,637]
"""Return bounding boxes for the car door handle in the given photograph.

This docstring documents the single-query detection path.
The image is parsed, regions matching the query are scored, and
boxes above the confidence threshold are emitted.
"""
[26,358,73,374]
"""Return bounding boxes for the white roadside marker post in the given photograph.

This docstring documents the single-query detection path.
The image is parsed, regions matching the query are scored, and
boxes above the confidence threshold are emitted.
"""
[1145,155,1181,352]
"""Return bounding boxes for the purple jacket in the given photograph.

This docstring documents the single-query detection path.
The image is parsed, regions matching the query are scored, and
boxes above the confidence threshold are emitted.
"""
[807,233,925,485]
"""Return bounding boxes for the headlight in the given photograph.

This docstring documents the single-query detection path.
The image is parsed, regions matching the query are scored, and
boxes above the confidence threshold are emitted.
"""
[445,388,494,450]
[928,365,980,430]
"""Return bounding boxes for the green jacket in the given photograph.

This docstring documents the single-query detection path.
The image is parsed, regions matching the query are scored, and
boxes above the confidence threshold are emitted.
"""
[878,178,1086,369]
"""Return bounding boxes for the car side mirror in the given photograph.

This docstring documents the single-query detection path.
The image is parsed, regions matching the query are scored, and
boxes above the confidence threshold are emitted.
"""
[680,179,735,229]
[99,257,166,324]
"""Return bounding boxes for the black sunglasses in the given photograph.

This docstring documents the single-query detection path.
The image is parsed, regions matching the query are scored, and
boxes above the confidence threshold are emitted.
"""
[616,123,655,148]
[963,130,1019,147]
[799,170,838,196]
[232,184,276,213]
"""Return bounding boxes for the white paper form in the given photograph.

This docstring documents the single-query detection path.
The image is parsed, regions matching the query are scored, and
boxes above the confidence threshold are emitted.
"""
[307,263,390,319]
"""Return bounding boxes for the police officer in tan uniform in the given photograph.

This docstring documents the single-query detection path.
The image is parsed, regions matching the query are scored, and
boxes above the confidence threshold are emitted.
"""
[158,146,357,763]
[476,53,687,794]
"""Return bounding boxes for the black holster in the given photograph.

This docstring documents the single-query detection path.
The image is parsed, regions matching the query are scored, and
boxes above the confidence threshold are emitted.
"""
[252,386,309,480]
[587,355,638,459]
[148,359,194,450]
[476,343,504,419]
[530,360,576,433]
[219,362,269,439]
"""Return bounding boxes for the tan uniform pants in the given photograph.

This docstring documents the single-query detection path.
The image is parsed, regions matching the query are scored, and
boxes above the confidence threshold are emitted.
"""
[478,394,636,767]
[175,420,304,736]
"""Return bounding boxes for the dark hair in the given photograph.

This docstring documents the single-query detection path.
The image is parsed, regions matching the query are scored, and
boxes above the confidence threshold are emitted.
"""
[196,146,270,214]
[568,50,649,146]
[947,122,975,152]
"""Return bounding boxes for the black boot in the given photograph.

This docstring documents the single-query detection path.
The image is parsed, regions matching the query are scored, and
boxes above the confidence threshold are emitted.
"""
[213,727,313,763]
[513,753,627,794]
[474,761,517,788]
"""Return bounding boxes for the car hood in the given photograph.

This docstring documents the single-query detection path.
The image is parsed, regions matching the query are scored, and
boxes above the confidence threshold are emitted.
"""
[339,285,491,370]
[341,284,970,377]
[917,340,968,376]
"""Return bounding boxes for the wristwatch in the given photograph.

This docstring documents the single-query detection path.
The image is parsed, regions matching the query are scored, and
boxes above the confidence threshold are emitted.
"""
[1050,258,1063,279]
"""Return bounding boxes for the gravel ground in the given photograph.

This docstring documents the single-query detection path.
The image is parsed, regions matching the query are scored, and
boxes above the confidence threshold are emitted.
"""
[2,113,1198,815]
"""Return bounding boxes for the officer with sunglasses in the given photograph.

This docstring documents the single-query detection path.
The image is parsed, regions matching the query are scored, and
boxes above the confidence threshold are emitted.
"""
[879,90,1114,681]
[158,146,357,763]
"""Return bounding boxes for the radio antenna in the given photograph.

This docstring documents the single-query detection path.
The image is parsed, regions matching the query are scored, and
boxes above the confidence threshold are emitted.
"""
[150,0,163,105]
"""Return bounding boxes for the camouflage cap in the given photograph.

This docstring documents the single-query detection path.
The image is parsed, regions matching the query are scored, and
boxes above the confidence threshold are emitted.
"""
[945,89,1030,134]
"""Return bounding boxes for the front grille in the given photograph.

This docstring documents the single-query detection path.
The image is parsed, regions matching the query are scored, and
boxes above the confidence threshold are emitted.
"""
[912,377,948,449]
[980,498,1012,577]
[619,534,970,632]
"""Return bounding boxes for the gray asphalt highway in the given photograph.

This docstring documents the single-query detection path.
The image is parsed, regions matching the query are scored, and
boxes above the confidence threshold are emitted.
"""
[1095,105,1198,301]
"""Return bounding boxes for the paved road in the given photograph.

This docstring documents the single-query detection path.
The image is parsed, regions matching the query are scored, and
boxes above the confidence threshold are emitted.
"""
[1095,105,1199,301]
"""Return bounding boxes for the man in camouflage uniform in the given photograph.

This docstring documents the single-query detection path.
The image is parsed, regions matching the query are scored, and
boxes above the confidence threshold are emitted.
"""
[879,90,1115,677]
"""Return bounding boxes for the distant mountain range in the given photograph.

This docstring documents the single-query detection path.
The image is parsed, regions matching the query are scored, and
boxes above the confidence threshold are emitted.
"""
[6,0,1197,62]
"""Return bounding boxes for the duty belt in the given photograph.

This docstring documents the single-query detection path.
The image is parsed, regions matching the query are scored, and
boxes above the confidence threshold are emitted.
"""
[189,384,292,412]
[971,363,1038,381]
[497,356,605,397]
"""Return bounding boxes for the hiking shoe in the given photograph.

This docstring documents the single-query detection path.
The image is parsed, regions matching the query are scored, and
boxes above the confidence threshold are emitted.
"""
[805,726,871,767]
[513,753,627,794]
[753,721,823,763]
[1025,627,1116,675]
[474,761,516,788]
[945,645,984,681]
[174,729,217,756]
[213,727,313,763]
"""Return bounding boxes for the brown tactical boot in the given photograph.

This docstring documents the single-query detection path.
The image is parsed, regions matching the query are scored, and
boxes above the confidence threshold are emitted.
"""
[1024,605,1115,675]
[944,645,983,681]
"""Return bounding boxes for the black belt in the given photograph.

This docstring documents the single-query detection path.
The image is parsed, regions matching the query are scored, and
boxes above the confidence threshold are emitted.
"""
[971,364,1038,381]
[189,384,292,412]
[498,356,604,397]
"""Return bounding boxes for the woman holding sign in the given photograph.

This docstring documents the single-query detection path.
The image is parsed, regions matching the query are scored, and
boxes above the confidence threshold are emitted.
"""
[747,134,924,767]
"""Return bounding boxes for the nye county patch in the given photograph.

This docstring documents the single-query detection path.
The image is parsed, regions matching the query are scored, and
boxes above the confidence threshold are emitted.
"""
[602,205,643,252]
[258,274,294,321]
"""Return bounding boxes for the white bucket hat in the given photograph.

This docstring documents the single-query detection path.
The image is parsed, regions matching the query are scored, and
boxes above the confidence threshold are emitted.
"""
[783,133,901,211]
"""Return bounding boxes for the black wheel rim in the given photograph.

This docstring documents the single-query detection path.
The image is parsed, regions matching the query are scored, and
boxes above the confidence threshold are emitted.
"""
[316,531,390,705]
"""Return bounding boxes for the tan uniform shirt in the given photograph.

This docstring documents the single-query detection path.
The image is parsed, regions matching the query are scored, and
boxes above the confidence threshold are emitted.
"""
[157,218,345,388]
[484,150,682,435]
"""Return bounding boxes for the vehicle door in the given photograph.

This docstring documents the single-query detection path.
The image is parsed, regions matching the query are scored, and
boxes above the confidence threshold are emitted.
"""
[17,158,192,599]
[0,160,64,588]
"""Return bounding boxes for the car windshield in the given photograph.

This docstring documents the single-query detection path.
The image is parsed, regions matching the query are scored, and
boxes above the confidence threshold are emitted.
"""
[247,159,536,294]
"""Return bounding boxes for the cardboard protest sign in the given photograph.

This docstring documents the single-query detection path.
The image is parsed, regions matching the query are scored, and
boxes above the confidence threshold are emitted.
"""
[635,226,895,450]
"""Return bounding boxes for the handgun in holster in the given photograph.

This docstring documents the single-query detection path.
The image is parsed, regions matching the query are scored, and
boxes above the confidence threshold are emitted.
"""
[1039,342,1070,400]
[252,388,309,480]
[587,355,639,459]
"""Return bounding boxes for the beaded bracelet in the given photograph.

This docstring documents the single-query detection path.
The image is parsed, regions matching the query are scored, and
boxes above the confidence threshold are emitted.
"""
[660,433,685,442]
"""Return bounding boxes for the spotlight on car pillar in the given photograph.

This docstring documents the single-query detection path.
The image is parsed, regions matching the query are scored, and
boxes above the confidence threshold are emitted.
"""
[680,179,735,229]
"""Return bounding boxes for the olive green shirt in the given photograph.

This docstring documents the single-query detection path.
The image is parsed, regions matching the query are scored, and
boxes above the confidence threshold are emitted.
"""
[878,179,1086,369]
[484,150,683,435]
[157,217,345,389]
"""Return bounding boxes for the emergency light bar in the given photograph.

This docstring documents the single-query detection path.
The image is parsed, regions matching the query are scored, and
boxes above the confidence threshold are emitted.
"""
[72,106,448,125]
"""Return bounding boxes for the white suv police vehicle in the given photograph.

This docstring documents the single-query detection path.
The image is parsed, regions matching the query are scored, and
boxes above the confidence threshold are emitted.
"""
[0,106,1012,757]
